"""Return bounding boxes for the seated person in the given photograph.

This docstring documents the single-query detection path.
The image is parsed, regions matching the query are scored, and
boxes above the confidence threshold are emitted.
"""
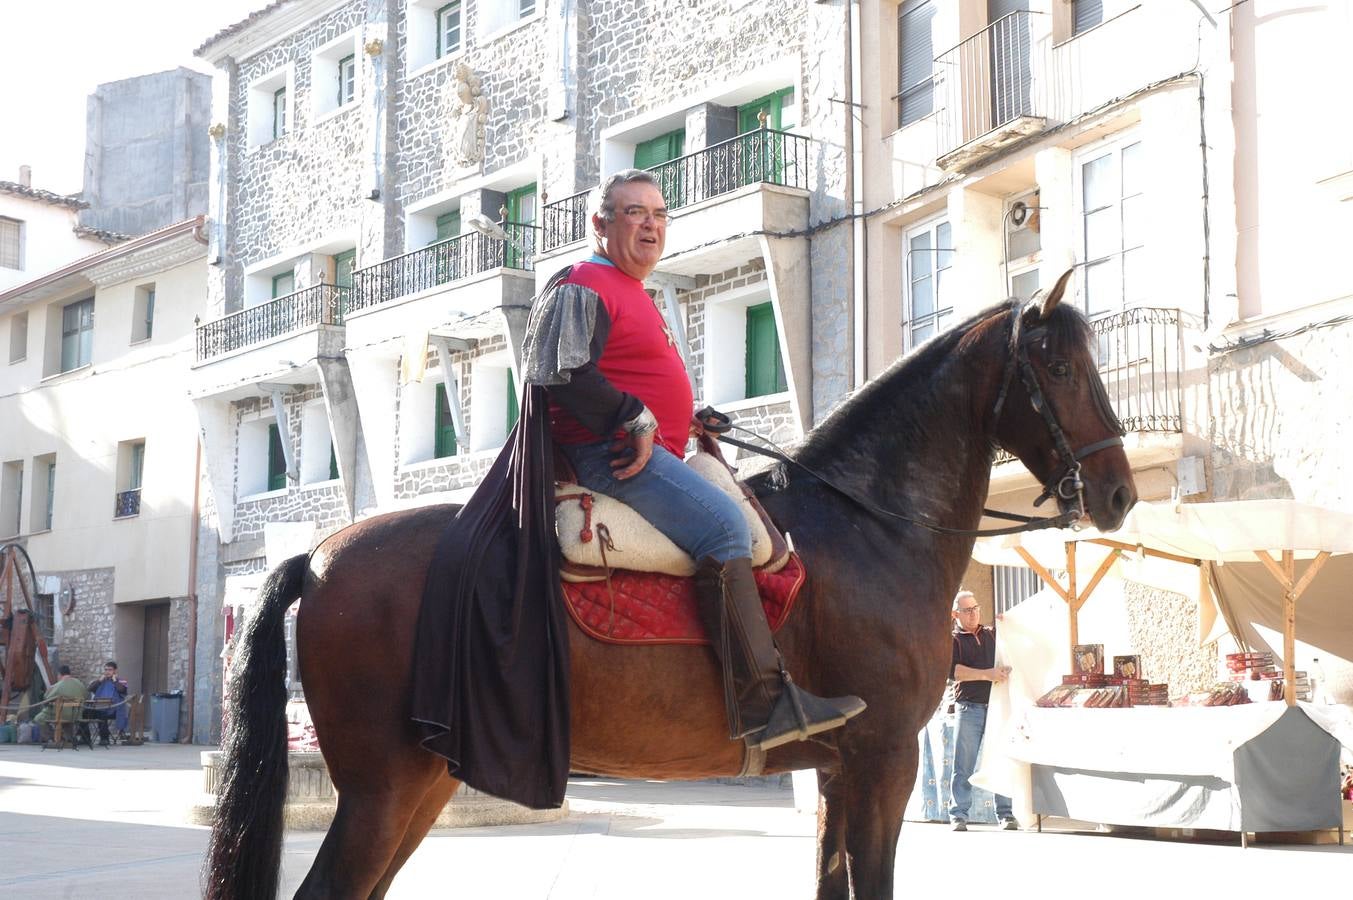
[88,660,129,746]
[34,665,89,741]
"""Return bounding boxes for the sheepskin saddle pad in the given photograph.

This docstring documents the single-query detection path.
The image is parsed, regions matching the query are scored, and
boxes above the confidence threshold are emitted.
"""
[554,446,790,581]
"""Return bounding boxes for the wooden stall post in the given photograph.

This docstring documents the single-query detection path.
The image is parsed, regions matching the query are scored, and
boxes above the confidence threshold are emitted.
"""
[1254,549,1331,706]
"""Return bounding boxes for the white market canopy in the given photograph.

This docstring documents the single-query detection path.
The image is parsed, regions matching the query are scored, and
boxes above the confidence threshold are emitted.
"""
[973,499,1353,705]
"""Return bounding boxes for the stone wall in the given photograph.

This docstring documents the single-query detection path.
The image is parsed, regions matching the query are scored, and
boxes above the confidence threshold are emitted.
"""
[168,595,194,739]
[45,566,115,682]
[1121,582,1217,694]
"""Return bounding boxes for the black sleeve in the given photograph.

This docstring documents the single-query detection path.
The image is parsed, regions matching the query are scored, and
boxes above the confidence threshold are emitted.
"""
[546,303,644,437]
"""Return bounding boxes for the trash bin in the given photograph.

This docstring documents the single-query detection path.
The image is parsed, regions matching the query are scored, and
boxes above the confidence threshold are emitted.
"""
[150,690,183,743]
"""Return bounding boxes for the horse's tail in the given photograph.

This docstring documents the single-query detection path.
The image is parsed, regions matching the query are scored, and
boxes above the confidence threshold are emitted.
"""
[202,553,307,900]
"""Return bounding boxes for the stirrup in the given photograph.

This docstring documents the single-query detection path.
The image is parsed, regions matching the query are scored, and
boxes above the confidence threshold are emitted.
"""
[748,678,866,752]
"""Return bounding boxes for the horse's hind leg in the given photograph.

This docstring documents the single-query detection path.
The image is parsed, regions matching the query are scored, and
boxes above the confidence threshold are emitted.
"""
[366,771,461,899]
[294,753,446,899]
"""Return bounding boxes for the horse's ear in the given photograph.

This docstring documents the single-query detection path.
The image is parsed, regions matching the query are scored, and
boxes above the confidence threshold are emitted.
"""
[1039,268,1075,319]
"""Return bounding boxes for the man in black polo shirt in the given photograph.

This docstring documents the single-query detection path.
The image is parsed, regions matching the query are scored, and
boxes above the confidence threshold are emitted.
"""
[948,589,1016,831]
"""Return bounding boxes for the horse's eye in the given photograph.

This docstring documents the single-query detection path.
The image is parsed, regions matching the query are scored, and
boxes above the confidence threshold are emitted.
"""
[1049,361,1070,378]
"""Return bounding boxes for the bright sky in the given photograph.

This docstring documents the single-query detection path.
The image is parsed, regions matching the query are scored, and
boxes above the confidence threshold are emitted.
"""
[0,1,268,196]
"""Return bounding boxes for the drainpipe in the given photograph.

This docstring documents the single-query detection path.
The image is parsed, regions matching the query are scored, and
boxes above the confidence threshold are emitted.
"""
[846,0,867,388]
[183,440,201,743]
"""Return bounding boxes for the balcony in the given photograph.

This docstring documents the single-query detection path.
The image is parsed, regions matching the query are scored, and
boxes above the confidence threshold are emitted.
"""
[994,306,1192,469]
[931,6,1199,171]
[540,128,814,254]
[348,224,538,315]
[195,283,345,362]
[114,488,141,518]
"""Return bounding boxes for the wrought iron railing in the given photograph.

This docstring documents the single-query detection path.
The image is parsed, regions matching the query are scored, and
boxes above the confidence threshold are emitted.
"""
[195,283,345,361]
[114,488,141,518]
[994,306,1187,466]
[541,189,591,251]
[650,128,811,212]
[348,224,539,314]
[540,129,814,252]
[934,11,1043,160]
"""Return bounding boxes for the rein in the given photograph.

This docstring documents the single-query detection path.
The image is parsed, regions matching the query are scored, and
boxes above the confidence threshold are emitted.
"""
[703,301,1125,539]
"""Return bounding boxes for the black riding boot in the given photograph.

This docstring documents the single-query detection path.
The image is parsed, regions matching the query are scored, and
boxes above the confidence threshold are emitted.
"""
[694,556,866,752]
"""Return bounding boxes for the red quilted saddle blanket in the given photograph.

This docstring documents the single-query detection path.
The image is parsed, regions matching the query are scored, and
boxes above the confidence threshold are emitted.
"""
[561,554,807,645]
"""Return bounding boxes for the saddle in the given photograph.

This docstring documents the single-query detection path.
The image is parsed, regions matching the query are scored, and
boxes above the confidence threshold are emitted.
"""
[554,433,806,646]
[554,432,791,582]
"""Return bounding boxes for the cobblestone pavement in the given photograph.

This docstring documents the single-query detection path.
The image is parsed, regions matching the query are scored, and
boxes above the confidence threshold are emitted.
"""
[0,742,1347,899]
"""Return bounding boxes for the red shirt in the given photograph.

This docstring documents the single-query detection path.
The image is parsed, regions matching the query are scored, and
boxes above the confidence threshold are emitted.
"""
[548,261,692,456]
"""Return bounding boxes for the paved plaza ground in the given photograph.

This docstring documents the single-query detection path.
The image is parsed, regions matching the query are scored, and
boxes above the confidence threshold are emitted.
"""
[0,741,1348,898]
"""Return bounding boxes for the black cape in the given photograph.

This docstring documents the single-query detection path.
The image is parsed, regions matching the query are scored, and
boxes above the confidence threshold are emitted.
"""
[409,381,570,809]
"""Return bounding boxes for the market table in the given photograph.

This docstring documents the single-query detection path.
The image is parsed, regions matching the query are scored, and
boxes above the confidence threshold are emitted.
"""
[1004,702,1347,844]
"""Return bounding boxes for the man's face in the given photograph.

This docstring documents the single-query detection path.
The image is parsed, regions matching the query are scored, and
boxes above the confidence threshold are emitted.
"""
[593,180,668,281]
[952,596,982,633]
[104,666,117,678]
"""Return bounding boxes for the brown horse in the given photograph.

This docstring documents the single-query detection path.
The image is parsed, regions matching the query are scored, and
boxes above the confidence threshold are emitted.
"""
[204,277,1136,899]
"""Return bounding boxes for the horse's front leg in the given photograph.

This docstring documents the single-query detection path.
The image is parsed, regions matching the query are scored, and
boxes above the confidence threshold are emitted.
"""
[836,741,919,899]
[814,768,850,900]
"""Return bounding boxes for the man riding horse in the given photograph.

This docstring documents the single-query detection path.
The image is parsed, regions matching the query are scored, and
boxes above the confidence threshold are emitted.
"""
[520,169,865,751]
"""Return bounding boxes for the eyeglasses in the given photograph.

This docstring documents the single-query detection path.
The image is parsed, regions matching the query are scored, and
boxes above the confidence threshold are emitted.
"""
[618,204,672,226]
[956,606,981,615]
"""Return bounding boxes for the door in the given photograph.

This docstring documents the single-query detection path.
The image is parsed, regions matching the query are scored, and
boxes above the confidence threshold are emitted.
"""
[736,88,794,186]
[988,0,1031,128]
[504,184,536,268]
[141,603,170,696]
[635,129,687,207]
[332,249,355,320]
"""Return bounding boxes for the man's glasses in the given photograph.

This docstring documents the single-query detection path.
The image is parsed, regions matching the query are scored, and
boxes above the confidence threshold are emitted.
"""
[618,204,671,226]
[956,606,981,615]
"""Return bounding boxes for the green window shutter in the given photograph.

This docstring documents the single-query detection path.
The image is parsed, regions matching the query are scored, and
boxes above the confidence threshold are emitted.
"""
[737,87,793,134]
[273,88,287,140]
[333,249,356,288]
[506,375,519,433]
[506,183,537,225]
[272,272,294,298]
[437,2,463,58]
[745,302,787,398]
[130,443,145,491]
[328,444,339,481]
[268,424,287,491]
[435,211,461,242]
[434,382,458,458]
[634,129,686,169]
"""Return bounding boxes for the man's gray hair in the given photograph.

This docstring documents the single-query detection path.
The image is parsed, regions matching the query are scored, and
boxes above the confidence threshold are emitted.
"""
[591,168,661,220]
[952,590,976,610]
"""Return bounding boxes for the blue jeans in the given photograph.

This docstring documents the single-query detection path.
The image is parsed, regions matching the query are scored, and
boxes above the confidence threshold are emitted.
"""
[561,440,751,564]
[948,701,1012,823]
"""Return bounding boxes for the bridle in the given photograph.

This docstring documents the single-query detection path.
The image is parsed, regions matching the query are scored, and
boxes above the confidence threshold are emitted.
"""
[707,300,1125,538]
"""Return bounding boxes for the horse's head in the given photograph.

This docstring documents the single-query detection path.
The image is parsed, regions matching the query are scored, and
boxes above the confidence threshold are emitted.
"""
[990,270,1137,532]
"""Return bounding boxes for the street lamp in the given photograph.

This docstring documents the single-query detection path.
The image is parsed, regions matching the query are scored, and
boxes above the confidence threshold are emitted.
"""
[466,213,529,255]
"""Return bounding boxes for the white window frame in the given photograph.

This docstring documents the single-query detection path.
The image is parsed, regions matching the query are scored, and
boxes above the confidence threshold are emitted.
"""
[300,399,339,485]
[131,283,155,343]
[59,297,95,373]
[478,0,542,42]
[408,0,464,74]
[238,415,284,500]
[312,31,361,123]
[1074,133,1144,317]
[469,351,517,453]
[0,216,21,270]
[399,377,439,467]
[702,285,791,411]
[902,216,954,350]
[247,66,293,149]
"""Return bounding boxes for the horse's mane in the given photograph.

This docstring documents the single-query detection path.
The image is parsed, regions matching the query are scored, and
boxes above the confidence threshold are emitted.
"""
[797,296,1093,465]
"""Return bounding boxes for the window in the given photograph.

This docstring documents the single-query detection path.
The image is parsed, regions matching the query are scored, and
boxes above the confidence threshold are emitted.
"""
[994,565,1041,614]
[267,423,287,491]
[1,460,22,538]
[438,2,463,58]
[132,284,155,342]
[634,130,686,170]
[114,440,144,518]
[272,272,295,299]
[519,0,536,15]
[1079,139,1144,316]
[1005,189,1041,300]
[737,88,796,133]
[338,55,356,106]
[897,0,936,127]
[435,211,461,243]
[399,377,440,465]
[247,68,291,147]
[60,298,94,372]
[469,354,515,451]
[434,383,458,458]
[31,454,55,531]
[479,0,539,38]
[505,184,537,268]
[1073,0,1104,35]
[313,32,360,118]
[9,311,27,363]
[0,217,20,269]
[300,401,339,485]
[745,303,787,398]
[904,219,953,347]
[274,88,288,139]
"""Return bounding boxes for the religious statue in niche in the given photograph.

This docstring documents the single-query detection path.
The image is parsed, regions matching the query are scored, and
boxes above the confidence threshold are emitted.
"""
[446,63,487,171]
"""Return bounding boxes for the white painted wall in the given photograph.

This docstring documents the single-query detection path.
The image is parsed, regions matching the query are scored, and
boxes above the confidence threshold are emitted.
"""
[0,194,107,293]
[0,255,207,604]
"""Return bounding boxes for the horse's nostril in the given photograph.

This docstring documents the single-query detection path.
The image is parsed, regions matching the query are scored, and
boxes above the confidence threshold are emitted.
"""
[1111,484,1135,518]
